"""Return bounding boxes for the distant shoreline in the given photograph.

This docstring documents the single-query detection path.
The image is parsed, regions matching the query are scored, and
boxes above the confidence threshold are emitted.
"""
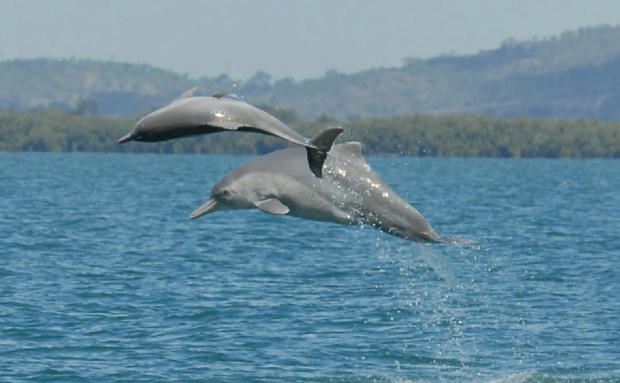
[1,109,619,158]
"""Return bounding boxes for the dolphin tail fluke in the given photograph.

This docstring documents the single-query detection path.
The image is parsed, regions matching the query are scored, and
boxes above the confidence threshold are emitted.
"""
[306,127,344,178]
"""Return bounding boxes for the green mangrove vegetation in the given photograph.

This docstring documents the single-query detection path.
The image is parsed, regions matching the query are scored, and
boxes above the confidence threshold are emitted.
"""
[1,108,620,158]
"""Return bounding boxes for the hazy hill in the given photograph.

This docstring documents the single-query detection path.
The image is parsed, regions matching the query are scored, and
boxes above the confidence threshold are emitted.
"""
[0,59,238,116]
[2,25,620,120]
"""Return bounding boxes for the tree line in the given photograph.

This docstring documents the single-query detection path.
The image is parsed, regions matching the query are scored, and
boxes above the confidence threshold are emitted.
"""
[1,108,620,158]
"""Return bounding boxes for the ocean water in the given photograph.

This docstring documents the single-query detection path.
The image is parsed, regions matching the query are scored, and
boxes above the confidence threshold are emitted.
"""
[1,151,619,383]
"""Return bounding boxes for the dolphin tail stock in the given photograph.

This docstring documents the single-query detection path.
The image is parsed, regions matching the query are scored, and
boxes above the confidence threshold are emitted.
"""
[305,127,344,178]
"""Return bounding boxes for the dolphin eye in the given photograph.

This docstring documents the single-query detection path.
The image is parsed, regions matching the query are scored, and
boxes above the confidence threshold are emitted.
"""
[221,189,230,197]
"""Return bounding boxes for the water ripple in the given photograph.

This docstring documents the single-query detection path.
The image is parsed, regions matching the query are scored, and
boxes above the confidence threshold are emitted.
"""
[1,153,619,382]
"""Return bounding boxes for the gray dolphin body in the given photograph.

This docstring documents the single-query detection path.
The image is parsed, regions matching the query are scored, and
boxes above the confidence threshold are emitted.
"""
[118,87,343,178]
[191,142,470,244]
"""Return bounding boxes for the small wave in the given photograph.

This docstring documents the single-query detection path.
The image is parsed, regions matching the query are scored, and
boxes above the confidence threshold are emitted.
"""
[487,371,620,383]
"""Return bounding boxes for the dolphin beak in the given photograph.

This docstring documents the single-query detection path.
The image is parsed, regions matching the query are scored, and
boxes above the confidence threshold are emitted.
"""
[118,133,133,144]
[190,199,218,219]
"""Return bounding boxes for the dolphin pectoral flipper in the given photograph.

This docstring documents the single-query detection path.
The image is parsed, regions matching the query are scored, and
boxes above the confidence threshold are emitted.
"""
[306,127,344,178]
[255,198,290,215]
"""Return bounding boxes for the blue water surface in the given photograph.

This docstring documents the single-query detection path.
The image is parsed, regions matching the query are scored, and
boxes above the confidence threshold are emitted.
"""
[1,152,619,383]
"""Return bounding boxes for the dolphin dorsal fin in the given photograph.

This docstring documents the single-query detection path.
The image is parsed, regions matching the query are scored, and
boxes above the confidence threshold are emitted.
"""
[173,87,200,102]
[333,142,363,158]
[255,198,290,215]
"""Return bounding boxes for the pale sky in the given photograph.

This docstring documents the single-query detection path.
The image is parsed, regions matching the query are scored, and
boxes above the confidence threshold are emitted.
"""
[1,0,620,81]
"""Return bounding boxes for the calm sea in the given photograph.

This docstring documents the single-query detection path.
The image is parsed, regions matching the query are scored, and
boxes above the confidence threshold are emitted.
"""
[1,151,619,383]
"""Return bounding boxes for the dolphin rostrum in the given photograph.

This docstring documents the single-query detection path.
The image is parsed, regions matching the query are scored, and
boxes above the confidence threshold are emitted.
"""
[190,142,472,244]
[118,87,343,178]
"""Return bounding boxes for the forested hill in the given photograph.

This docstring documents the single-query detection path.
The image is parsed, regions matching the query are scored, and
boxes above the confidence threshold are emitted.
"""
[0,60,235,116]
[2,25,620,120]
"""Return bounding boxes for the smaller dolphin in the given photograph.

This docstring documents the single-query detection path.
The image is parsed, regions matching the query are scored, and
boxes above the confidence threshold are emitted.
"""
[190,142,472,244]
[118,87,343,178]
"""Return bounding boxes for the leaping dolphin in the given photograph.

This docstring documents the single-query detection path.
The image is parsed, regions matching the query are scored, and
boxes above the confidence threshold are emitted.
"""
[117,87,343,178]
[190,142,473,244]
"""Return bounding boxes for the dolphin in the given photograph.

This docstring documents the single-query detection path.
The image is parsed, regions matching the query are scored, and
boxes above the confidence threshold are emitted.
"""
[117,87,343,178]
[190,142,472,244]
